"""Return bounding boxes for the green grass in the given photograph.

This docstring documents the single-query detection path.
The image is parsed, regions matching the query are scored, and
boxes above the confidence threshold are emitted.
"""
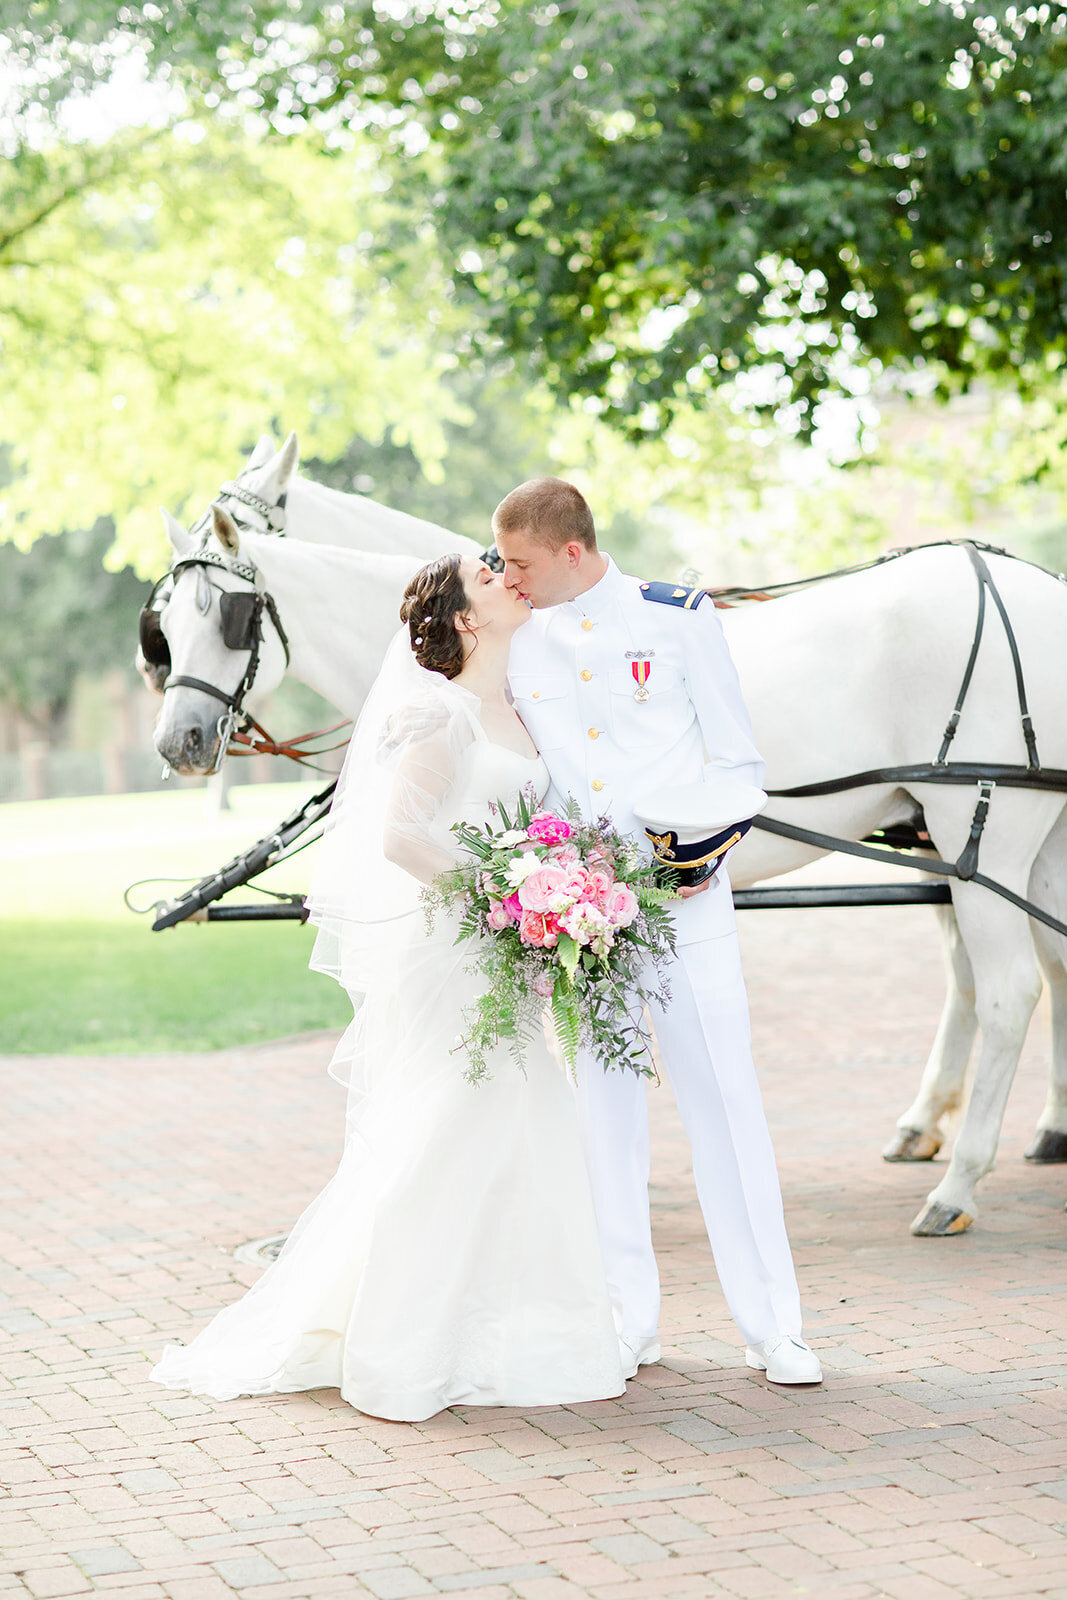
[0,920,352,1054]
[1,785,352,1054]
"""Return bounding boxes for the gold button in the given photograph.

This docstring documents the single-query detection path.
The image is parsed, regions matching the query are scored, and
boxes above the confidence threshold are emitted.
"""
[532,691,540,699]
[580,670,592,682]
[592,779,603,791]
[588,728,599,740]
[581,618,594,631]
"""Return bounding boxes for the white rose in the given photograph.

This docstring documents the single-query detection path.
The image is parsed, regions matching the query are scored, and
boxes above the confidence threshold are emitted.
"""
[505,853,540,887]
[496,830,529,847]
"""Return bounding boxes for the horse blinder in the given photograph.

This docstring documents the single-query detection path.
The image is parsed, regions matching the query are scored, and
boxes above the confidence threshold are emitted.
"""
[220,589,260,652]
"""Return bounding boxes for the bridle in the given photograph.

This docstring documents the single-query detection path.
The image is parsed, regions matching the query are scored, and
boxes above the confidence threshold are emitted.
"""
[140,545,297,771]
[139,478,349,774]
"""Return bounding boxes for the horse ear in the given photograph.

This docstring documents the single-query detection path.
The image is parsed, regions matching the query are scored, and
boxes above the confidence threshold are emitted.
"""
[212,502,241,555]
[246,434,276,470]
[273,430,299,490]
[161,507,195,555]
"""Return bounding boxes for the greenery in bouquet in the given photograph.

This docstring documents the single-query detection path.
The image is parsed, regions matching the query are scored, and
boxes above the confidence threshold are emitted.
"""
[423,789,679,1084]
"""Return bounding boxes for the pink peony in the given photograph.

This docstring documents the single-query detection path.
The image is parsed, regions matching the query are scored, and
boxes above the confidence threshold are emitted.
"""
[518,864,569,914]
[582,869,614,910]
[526,812,573,846]
[546,867,591,910]
[549,842,580,866]
[606,884,639,927]
[486,900,512,932]
[502,892,524,922]
[519,909,560,948]
[533,973,554,999]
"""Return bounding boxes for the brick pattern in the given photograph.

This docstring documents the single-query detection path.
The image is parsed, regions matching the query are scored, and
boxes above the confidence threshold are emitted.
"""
[2,899,1066,1599]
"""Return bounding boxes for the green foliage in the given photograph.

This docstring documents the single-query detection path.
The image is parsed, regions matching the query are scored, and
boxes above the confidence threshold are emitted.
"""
[550,986,582,1072]
[0,117,467,567]
[57,0,1063,442]
[0,520,143,724]
[322,0,1067,438]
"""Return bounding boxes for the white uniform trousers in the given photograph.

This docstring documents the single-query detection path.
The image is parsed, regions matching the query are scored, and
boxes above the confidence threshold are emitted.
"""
[573,931,803,1349]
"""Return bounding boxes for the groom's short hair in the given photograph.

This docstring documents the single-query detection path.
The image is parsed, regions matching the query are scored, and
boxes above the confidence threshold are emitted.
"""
[492,477,597,551]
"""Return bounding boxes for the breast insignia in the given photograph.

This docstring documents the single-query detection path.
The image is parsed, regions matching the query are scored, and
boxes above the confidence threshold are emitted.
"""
[639,580,709,610]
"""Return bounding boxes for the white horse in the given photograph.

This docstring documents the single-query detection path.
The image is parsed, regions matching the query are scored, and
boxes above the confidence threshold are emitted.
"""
[144,435,1067,1237]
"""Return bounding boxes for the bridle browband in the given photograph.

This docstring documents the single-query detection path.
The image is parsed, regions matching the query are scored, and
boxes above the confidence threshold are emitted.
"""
[210,479,288,533]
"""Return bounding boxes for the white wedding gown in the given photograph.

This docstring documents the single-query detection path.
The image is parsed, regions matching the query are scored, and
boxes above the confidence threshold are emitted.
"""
[151,738,626,1420]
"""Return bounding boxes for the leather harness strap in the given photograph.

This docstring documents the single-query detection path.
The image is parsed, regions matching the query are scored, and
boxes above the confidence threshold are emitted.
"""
[750,540,1067,938]
[751,810,1067,941]
[767,761,1067,800]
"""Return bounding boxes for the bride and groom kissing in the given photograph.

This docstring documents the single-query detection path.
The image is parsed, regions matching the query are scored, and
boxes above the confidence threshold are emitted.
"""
[151,475,821,1419]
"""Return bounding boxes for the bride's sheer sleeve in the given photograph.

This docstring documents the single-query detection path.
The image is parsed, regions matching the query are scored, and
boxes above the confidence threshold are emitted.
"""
[306,632,481,998]
[380,704,474,886]
[304,630,482,1106]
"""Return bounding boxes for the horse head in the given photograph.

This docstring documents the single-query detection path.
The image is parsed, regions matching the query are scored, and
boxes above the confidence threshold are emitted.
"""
[145,504,291,775]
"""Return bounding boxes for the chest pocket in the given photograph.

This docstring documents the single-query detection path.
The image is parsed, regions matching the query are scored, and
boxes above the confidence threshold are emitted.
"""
[508,673,570,750]
[608,663,693,746]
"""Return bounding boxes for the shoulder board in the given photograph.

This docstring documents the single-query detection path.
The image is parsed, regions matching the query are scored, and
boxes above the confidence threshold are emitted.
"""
[638,581,709,611]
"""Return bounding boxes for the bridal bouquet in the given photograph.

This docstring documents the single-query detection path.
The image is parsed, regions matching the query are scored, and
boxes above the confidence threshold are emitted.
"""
[423,790,679,1083]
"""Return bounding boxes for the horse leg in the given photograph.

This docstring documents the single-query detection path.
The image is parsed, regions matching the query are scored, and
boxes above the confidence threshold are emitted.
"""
[884,902,976,1162]
[1026,945,1067,1162]
[911,886,1042,1236]
[1024,813,1067,1163]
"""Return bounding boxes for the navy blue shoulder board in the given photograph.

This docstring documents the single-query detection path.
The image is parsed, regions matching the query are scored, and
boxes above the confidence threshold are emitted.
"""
[638,580,709,611]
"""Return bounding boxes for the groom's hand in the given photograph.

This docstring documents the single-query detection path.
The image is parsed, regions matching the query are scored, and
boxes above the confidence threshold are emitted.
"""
[676,880,712,899]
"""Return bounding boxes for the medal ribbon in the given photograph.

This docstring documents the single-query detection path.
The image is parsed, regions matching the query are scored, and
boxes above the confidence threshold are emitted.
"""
[631,659,651,690]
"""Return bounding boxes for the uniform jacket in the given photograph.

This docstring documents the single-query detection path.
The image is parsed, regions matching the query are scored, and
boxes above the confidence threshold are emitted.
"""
[506,557,765,944]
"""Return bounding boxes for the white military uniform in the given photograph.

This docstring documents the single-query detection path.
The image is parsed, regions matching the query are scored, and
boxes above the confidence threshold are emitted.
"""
[507,556,803,1351]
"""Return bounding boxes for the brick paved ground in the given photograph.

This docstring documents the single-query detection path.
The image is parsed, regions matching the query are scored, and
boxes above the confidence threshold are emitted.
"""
[3,897,1067,1600]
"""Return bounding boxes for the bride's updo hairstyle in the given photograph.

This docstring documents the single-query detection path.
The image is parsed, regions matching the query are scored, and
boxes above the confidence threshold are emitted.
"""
[399,554,472,680]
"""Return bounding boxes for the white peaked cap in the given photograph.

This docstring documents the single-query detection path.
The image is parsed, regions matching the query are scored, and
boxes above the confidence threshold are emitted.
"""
[633,779,768,846]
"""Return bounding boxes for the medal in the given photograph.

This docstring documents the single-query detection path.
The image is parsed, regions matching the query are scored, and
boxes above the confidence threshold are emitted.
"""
[629,655,653,703]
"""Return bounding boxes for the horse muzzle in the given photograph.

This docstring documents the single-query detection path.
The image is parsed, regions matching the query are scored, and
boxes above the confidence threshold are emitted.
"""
[154,705,225,776]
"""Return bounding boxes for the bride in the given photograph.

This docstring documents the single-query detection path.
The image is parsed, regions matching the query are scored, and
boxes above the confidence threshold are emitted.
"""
[150,552,627,1420]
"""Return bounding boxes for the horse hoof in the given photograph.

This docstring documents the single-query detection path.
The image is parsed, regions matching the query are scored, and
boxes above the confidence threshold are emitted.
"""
[910,1201,974,1237]
[1024,1129,1067,1164]
[883,1127,943,1162]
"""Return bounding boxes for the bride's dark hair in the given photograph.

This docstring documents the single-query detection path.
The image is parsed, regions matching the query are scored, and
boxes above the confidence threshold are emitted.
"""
[400,555,472,680]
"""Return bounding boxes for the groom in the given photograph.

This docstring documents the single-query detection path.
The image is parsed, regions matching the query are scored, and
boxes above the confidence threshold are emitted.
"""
[495,477,821,1386]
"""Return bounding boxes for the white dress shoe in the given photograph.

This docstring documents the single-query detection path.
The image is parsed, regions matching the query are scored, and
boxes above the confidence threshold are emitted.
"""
[619,1335,660,1380]
[745,1335,822,1385]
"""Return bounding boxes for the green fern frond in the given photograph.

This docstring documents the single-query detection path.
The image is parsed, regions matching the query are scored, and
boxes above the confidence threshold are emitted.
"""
[550,988,582,1076]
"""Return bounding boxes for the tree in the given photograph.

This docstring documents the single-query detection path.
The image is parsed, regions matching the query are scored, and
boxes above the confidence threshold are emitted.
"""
[317,0,1067,440]
[11,3,1067,447]
[0,99,470,565]
[0,521,144,729]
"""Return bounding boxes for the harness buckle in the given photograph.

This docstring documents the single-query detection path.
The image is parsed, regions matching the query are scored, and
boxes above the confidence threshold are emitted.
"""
[955,779,995,881]
[214,707,239,771]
